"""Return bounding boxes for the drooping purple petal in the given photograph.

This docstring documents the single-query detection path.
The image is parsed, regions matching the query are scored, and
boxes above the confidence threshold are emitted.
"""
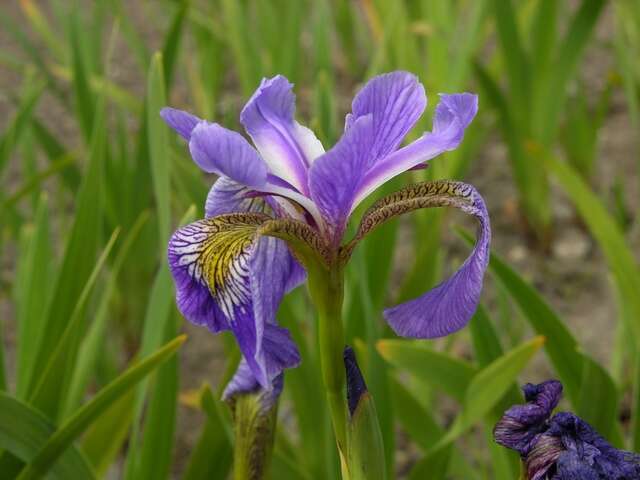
[384,185,490,338]
[352,93,478,211]
[494,380,563,456]
[160,107,201,140]
[309,115,374,239]
[222,358,284,412]
[189,122,269,188]
[309,72,426,232]
[167,215,300,389]
[240,75,324,194]
[346,71,426,161]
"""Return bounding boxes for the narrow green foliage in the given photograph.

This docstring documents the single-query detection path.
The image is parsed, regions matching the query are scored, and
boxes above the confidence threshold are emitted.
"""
[26,97,106,399]
[14,195,51,397]
[147,52,171,249]
[378,340,476,402]
[430,336,545,452]
[183,386,233,480]
[0,393,94,480]
[0,79,45,176]
[15,335,186,480]
[29,229,120,421]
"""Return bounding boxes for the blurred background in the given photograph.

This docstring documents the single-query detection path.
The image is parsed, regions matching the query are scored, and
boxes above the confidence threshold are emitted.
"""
[1,0,639,479]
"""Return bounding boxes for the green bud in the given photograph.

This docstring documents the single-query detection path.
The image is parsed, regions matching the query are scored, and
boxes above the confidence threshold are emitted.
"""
[228,387,279,480]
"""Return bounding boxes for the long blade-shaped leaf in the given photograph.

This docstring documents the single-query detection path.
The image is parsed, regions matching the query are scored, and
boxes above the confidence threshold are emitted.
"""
[0,393,94,480]
[15,335,186,480]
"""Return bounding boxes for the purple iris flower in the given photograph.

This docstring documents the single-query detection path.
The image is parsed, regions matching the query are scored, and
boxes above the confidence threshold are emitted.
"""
[162,71,489,396]
[494,380,640,479]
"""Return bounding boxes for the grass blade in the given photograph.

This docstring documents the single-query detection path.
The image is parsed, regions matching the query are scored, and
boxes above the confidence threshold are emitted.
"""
[15,335,186,480]
[377,340,476,402]
[0,393,94,480]
[147,52,171,248]
[430,336,545,452]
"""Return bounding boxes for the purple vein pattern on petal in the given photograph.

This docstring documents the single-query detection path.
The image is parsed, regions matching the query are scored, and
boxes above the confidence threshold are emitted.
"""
[309,115,374,237]
[346,71,426,161]
[167,216,299,389]
[189,122,268,188]
[353,93,478,211]
[240,75,324,194]
[384,186,490,338]
[205,177,307,291]
[160,107,201,140]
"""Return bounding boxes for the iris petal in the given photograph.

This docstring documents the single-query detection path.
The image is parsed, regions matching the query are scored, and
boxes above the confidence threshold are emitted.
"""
[167,214,300,388]
[309,115,375,239]
[352,93,478,211]
[347,70,426,160]
[383,182,489,338]
[160,107,201,140]
[189,122,269,188]
[240,75,324,194]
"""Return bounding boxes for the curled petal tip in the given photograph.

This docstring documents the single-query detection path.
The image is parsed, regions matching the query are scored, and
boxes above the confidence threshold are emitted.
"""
[160,107,201,141]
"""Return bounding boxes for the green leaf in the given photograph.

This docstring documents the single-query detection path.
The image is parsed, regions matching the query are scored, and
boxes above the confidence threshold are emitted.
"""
[0,79,45,176]
[0,393,94,480]
[545,155,640,347]
[63,212,150,416]
[377,340,477,402]
[81,389,135,476]
[161,1,189,91]
[15,335,186,480]
[28,228,120,420]
[430,336,545,453]
[460,229,584,405]
[492,0,530,123]
[183,385,233,480]
[535,0,606,143]
[147,52,171,249]
[577,354,622,445]
[135,315,179,480]
[26,95,106,400]
[69,10,96,143]
[14,194,52,397]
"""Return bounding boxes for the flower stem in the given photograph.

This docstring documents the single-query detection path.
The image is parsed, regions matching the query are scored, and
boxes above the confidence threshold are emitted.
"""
[308,264,348,464]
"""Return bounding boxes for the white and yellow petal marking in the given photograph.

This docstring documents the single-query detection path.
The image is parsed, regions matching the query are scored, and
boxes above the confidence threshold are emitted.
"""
[169,213,270,320]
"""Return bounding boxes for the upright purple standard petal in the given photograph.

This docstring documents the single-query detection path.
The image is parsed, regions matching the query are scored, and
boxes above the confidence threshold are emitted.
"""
[240,75,324,194]
[494,380,563,456]
[346,71,426,160]
[309,72,426,232]
[309,115,375,239]
[384,186,490,338]
[160,107,201,140]
[189,122,269,188]
[352,93,478,210]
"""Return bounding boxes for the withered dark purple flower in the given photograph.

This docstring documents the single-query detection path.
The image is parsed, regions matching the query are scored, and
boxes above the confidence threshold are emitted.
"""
[494,380,640,480]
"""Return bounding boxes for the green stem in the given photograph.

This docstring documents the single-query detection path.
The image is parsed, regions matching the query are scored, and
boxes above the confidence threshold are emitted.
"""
[308,264,348,463]
[232,394,278,480]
